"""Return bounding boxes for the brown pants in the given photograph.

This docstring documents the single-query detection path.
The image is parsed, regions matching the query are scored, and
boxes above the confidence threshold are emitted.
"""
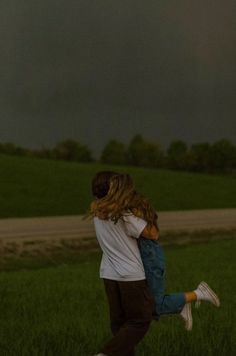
[100,279,155,356]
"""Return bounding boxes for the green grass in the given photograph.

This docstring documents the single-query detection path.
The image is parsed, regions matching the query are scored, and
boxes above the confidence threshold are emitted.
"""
[0,239,235,355]
[0,154,236,218]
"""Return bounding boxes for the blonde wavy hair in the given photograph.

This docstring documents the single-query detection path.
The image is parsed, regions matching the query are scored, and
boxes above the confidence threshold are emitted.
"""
[90,173,158,228]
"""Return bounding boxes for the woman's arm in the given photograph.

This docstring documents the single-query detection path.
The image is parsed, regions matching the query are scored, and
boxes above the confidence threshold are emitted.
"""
[141,225,159,240]
[131,207,159,240]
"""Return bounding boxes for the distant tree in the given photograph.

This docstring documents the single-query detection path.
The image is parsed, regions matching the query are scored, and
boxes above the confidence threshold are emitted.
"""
[209,139,236,172]
[127,135,145,166]
[167,140,188,170]
[31,147,53,159]
[127,134,164,168]
[53,139,93,162]
[143,141,165,168]
[0,142,28,156]
[101,140,127,165]
[186,143,212,172]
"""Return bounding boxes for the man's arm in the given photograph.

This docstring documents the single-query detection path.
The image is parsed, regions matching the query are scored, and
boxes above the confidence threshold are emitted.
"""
[141,225,159,240]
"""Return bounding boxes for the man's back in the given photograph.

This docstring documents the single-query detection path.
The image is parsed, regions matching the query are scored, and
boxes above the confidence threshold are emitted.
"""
[93,214,147,281]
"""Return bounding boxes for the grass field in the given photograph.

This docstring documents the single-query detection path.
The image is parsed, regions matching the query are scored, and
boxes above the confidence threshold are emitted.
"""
[0,239,235,356]
[0,154,236,218]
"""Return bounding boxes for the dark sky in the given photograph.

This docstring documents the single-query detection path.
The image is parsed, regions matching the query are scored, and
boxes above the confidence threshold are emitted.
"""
[0,0,235,156]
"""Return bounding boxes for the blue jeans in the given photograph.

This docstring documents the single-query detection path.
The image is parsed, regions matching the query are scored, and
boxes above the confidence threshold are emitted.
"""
[138,238,186,320]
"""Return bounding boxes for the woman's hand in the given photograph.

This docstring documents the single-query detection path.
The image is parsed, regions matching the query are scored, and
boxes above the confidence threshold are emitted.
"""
[141,225,159,240]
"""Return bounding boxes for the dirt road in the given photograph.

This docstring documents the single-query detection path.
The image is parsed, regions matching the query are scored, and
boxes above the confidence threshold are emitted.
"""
[0,209,235,256]
[1,208,235,242]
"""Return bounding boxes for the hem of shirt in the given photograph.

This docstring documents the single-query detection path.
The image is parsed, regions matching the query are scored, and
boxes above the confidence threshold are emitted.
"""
[100,275,146,281]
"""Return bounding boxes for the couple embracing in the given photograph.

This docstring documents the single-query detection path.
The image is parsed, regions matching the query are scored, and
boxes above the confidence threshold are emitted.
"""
[89,171,220,356]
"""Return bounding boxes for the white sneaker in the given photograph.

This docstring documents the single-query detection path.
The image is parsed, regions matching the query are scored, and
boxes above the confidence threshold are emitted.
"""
[195,281,220,307]
[94,354,107,356]
[180,302,192,331]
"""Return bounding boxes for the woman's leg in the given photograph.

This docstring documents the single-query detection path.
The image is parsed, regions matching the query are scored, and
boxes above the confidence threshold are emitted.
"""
[139,239,186,317]
[139,240,219,316]
[148,268,186,317]
[138,239,220,333]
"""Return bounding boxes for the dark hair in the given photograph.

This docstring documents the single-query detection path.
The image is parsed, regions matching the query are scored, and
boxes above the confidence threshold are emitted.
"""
[91,171,118,198]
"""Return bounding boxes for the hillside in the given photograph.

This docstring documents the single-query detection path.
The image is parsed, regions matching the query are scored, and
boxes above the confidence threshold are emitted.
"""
[0,154,235,218]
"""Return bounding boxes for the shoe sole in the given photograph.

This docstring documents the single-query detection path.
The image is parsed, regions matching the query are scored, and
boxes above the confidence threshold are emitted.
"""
[198,281,220,307]
[180,303,192,331]
[185,303,193,331]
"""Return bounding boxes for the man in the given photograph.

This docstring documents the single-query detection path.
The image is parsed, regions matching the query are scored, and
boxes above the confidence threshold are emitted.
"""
[90,171,158,356]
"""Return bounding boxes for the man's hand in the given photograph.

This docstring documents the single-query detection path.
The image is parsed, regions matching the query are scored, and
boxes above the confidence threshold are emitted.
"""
[141,225,159,240]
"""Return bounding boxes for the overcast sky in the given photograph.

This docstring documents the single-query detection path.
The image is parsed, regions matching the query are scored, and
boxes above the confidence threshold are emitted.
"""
[0,0,235,156]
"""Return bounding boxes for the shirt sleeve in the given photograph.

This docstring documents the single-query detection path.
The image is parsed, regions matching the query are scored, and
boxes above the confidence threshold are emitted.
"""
[123,214,147,239]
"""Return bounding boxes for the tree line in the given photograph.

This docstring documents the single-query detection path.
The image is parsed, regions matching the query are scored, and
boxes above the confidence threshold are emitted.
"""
[0,135,236,174]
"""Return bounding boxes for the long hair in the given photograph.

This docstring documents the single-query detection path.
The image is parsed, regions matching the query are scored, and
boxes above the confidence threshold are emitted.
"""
[90,173,158,228]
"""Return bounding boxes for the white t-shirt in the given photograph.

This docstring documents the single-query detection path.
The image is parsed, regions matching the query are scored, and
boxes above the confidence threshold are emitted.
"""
[93,213,147,281]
